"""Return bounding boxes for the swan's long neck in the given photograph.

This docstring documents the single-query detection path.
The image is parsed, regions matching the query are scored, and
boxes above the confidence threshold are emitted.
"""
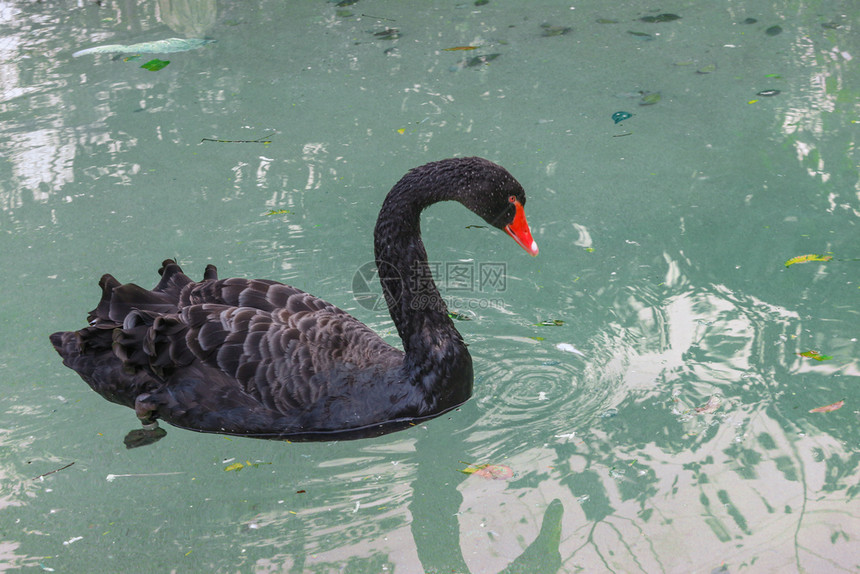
[373,173,472,400]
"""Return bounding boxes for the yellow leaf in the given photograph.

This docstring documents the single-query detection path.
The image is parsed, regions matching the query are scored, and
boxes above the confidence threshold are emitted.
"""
[397,128,406,135]
[785,254,833,267]
[224,462,244,472]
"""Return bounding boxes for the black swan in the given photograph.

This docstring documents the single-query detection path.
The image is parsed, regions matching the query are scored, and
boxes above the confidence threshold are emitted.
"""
[50,157,538,445]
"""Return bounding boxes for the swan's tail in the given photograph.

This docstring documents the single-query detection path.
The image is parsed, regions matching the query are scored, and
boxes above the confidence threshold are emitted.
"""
[49,260,217,405]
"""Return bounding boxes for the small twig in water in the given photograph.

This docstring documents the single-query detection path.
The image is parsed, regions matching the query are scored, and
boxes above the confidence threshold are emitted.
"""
[201,132,275,144]
[33,462,75,481]
[361,13,396,21]
[106,471,185,482]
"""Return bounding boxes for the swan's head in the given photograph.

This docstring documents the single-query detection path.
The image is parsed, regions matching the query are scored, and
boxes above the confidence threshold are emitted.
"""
[459,157,539,257]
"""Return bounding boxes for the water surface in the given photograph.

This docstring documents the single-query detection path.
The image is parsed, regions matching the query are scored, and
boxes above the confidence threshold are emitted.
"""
[1,1,858,572]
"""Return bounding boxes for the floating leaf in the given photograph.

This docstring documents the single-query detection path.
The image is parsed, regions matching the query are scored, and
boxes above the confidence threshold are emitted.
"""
[798,350,833,361]
[627,30,652,38]
[534,319,564,326]
[765,25,783,36]
[373,28,400,40]
[612,111,633,124]
[458,462,513,480]
[141,59,170,71]
[540,25,572,37]
[809,400,844,413]
[695,395,722,414]
[336,0,359,6]
[697,64,717,74]
[785,254,833,267]
[265,209,291,216]
[444,46,478,51]
[639,92,661,105]
[466,53,500,67]
[448,311,471,321]
[225,460,271,472]
[757,89,781,96]
[596,18,619,24]
[639,14,681,23]
[474,0,489,5]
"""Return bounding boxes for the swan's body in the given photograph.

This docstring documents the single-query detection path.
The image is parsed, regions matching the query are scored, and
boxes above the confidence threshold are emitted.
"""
[50,157,537,444]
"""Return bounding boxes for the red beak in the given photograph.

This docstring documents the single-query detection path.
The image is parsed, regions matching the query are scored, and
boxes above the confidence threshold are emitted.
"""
[504,200,539,256]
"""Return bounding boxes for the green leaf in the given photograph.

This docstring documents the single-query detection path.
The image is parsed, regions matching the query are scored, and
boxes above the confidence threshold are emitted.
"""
[141,59,170,71]
[798,350,833,361]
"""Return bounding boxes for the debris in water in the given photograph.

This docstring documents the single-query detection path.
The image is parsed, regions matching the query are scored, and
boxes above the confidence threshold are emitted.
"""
[765,25,783,36]
[140,59,169,71]
[556,343,585,356]
[373,28,400,40]
[798,350,833,361]
[201,133,275,144]
[785,253,833,267]
[534,319,564,326]
[106,472,185,481]
[809,400,844,413]
[63,536,84,546]
[541,24,572,37]
[73,37,213,57]
[458,462,514,480]
[33,462,75,481]
[639,14,681,23]
[639,92,661,105]
[466,53,500,67]
[695,396,722,414]
[612,111,633,124]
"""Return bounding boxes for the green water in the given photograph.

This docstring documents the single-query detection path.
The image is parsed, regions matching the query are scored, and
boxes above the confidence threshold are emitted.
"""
[2,1,858,572]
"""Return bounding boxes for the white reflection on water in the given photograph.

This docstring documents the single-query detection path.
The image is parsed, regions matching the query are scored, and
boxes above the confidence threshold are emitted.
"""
[451,263,857,572]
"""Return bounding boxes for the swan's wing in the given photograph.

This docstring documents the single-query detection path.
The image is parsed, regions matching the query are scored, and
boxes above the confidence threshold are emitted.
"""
[59,260,403,428]
[113,294,400,415]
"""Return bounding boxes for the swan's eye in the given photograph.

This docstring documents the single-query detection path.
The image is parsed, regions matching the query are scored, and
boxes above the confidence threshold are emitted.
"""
[508,195,517,203]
